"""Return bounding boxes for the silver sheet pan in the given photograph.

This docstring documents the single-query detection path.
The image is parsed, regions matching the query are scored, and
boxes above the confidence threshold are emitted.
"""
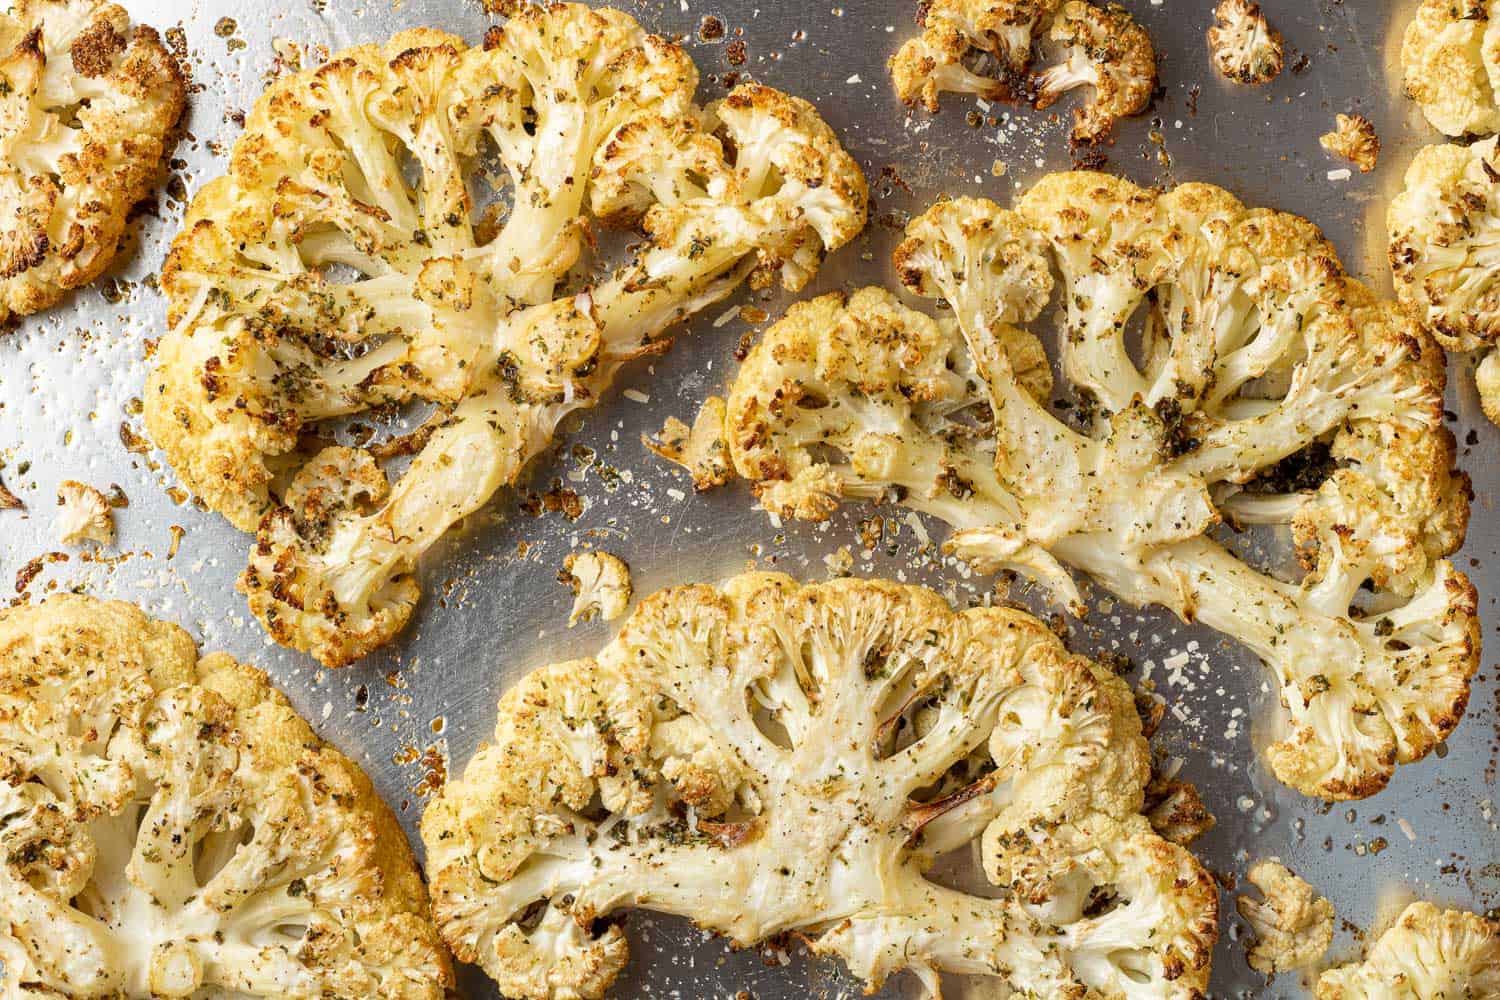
[0,0,1493,995]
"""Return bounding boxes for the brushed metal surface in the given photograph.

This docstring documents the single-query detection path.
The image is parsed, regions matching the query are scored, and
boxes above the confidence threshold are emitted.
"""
[0,0,1493,996]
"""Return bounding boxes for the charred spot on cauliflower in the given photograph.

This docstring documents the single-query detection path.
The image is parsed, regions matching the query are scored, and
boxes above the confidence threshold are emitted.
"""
[1208,0,1284,84]
[1033,1,1157,143]
[1316,902,1499,999]
[890,0,1061,111]
[422,573,1218,999]
[0,0,185,323]
[1400,0,1500,137]
[0,595,453,998]
[143,4,865,667]
[1321,113,1380,173]
[559,550,632,626]
[719,176,1477,801]
[1237,861,1335,976]
[54,479,113,545]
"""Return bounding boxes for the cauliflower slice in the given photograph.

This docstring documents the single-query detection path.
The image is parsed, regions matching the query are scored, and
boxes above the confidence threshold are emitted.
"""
[0,0,185,323]
[1208,0,1284,84]
[55,478,113,545]
[720,175,1477,800]
[422,573,1218,999]
[1321,113,1380,173]
[144,5,866,666]
[890,0,1061,111]
[560,550,632,626]
[1316,902,1499,999]
[0,595,452,998]
[1236,861,1335,975]
[1033,1,1157,143]
[1400,0,1500,137]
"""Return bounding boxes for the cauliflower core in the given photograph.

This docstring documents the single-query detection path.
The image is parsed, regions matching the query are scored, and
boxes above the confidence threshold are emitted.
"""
[892,0,1154,143]
[1316,902,1499,999]
[721,175,1478,800]
[143,4,866,667]
[1236,861,1334,975]
[1321,113,1380,173]
[1401,0,1500,137]
[0,595,452,998]
[0,0,184,323]
[560,550,632,626]
[1388,137,1500,422]
[55,478,113,545]
[422,573,1218,999]
[1208,0,1284,85]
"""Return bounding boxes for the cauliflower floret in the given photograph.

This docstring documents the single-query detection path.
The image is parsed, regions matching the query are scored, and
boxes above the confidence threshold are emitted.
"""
[1208,0,1284,84]
[718,174,1477,800]
[1236,861,1335,975]
[422,573,1218,999]
[560,550,632,626]
[0,0,185,323]
[1400,0,1500,137]
[644,395,736,491]
[0,595,452,999]
[1033,1,1156,143]
[1142,771,1216,846]
[1321,113,1380,173]
[1316,902,1499,999]
[54,478,113,545]
[890,0,1061,111]
[144,5,866,667]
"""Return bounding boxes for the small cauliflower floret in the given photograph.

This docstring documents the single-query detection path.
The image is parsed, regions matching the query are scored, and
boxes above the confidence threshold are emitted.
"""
[560,550,632,626]
[1316,902,1500,999]
[1142,771,1216,846]
[719,174,1477,800]
[1321,113,1380,173]
[0,595,452,999]
[1208,0,1284,84]
[643,395,736,490]
[145,5,866,666]
[1400,0,1500,137]
[0,0,185,323]
[890,0,1061,111]
[54,478,112,545]
[1236,861,1335,975]
[422,573,1218,999]
[1033,1,1156,143]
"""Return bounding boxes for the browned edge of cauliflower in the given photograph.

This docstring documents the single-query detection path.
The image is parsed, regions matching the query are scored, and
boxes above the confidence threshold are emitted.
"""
[0,594,453,998]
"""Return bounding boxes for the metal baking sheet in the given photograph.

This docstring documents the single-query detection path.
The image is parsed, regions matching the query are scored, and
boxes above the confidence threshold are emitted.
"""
[1,0,1494,996]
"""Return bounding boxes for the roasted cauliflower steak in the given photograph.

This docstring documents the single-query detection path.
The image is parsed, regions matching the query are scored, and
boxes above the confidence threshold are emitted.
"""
[143,4,866,667]
[1316,902,1500,999]
[1400,0,1500,137]
[0,594,452,998]
[720,175,1478,800]
[1388,136,1500,423]
[0,0,184,322]
[422,573,1218,1000]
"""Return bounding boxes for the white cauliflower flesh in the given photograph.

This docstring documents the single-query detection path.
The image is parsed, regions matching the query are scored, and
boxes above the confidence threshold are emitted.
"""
[54,478,113,545]
[421,573,1219,1000]
[0,0,184,322]
[1316,902,1500,999]
[1207,0,1284,84]
[890,0,1061,111]
[1388,137,1500,423]
[1236,861,1334,975]
[560,550,632,626]
[143,4,866,667]
[0,595,452,998]
[1401,0,1500,137]
[723,175,1478,800]
[1032,1,1157,143]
